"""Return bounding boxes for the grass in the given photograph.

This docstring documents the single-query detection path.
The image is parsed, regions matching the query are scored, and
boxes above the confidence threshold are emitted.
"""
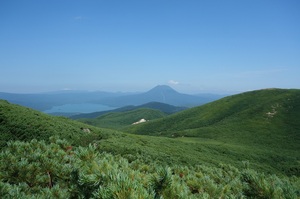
[124,89,300,176]
[78,108,166,129]
[0,99,107,147]
[126,89,300,148]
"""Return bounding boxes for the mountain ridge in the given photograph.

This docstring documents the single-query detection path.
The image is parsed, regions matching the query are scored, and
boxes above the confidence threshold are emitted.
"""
[95,85,223,107]
[70,101,186,119]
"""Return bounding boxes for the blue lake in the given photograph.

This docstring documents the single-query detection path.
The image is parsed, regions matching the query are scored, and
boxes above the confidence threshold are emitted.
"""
[44,103,117,113]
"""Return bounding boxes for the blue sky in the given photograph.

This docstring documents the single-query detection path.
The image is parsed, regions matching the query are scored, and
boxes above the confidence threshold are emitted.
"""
[0,0,299,94]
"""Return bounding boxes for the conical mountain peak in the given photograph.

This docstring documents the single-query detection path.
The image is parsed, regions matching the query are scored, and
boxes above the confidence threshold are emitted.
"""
[147,85,179,94]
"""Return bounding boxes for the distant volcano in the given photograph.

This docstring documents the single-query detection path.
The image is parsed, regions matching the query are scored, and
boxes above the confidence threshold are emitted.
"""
[97,85,221,107]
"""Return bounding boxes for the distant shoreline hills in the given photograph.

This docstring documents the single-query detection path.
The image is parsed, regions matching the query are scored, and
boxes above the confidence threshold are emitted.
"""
[0,85,225,113]
[70,102,187,119]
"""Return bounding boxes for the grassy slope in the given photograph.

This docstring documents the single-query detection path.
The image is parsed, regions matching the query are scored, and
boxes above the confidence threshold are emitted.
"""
[1,100,250,172]
[78,108,166,129]
[126,89,300,175]
[127,89,300,145]
[0,100,107,147]
[0,100,232,168]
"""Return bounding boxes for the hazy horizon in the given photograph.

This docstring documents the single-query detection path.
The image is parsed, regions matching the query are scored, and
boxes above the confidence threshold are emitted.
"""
[0,84,238,95]
[1,83,299,97]
[1,1,299,94]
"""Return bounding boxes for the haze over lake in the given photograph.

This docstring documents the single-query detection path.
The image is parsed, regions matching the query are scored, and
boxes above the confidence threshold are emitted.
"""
[44,103,117,114]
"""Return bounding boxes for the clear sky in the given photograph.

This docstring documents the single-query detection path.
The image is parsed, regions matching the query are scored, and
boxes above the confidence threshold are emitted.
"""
[0,0,299,94]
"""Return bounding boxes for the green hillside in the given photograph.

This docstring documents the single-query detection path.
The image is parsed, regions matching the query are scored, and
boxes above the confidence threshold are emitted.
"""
[0,100,110,147]
[71,102,186,119]
[127,89,300,145]
[0,99,252,169]
[78,108,166,129]
[126,89,300,175]
[0,95,300,198]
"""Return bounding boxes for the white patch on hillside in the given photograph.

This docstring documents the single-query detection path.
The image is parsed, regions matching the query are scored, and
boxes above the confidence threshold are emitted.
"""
[132,119,147,125]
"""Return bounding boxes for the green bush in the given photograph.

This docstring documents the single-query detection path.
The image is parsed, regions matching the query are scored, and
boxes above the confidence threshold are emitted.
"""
[0,138,299,198]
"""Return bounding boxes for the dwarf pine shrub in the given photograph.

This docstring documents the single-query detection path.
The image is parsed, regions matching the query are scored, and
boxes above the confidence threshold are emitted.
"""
[0,137,299,198]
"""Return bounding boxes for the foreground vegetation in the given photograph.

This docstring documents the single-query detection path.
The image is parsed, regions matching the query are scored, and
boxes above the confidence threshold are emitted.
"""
[1,138,299,198]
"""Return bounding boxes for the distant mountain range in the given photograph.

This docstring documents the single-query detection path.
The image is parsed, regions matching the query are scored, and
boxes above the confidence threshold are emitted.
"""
[0,85,225,113]
[92,85,225,107]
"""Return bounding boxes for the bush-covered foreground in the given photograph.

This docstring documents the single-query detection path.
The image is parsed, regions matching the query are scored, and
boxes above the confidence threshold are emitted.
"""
[1,138,299,198]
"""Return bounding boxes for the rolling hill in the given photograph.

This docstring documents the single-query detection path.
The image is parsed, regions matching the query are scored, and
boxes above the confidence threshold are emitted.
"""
[1,99,266,172]
[0,99,106,147]
[78,108,167,129]
[0,99,198,166]
[0,99,246,167]
[127,88,300,146]
[71,101,186,119]
[126,88,300,175]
